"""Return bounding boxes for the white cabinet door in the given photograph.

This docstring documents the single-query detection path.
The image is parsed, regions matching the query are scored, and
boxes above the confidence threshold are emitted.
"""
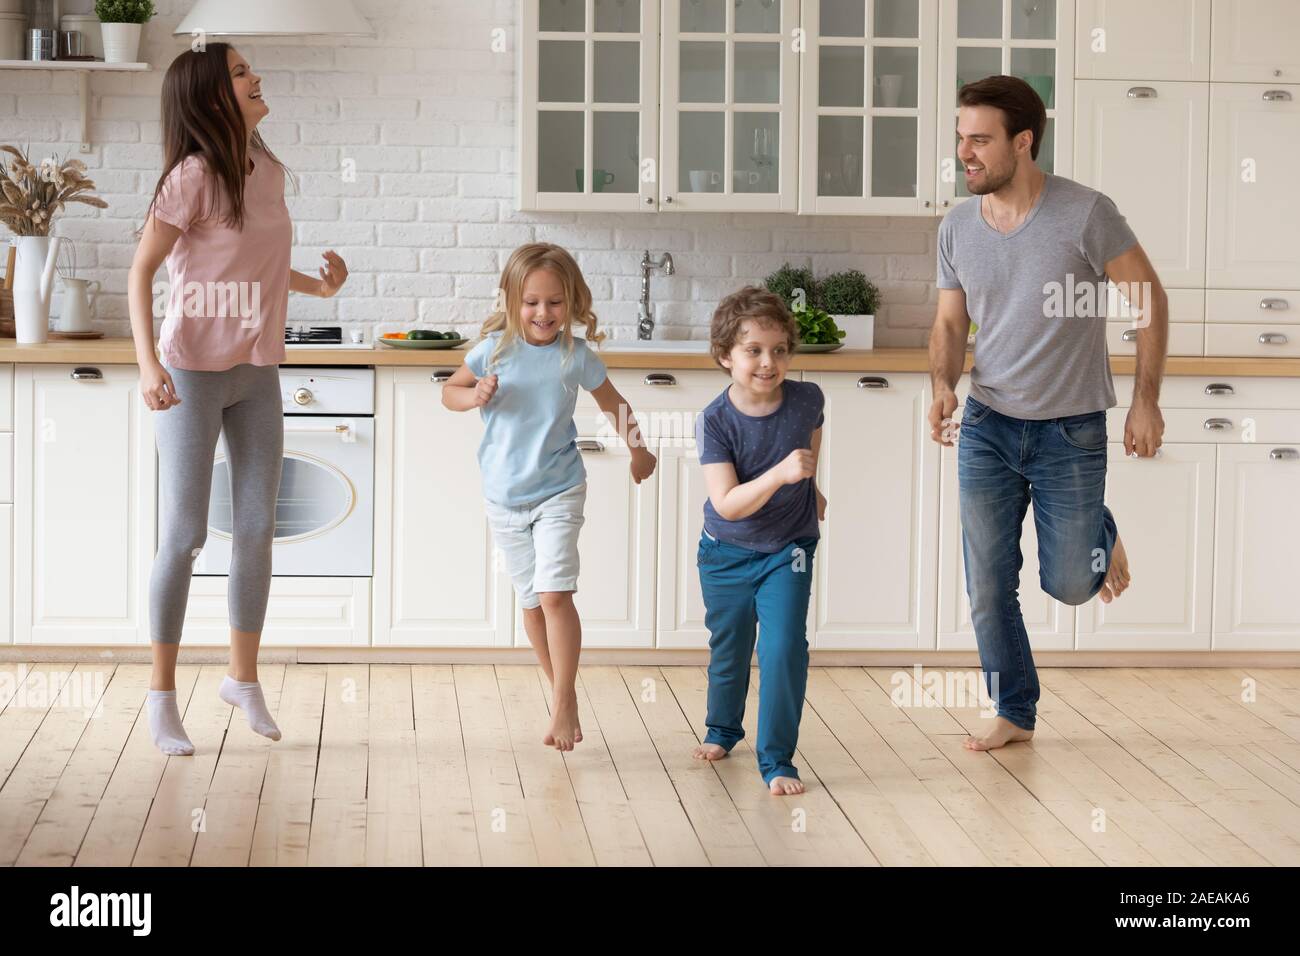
[373,368,513,647]
[1074,79,1208,288]
[0,504,11,645]
[14,365,155,644]
[1212,443,1300,649]
[798,0,939,214]
[1207,83,1300,289]
[804,371,938,649]
[939,0,1075,210]
[1074,0,1210,81]
[519,0,661,211]
[660,0,800,211]
[937,444,1074,651]
[655,442,711,648]
[1076,443,1216,649]
[1210,0,1300,83]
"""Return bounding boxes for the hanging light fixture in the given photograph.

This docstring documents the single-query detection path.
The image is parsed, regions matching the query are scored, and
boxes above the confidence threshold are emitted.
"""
[174,0,374,38]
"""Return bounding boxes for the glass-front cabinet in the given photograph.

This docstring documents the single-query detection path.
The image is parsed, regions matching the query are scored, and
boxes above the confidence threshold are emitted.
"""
[520,0,662,211]
[660,0,801,211]
[799,0,938,214]
[938,0,1074,209]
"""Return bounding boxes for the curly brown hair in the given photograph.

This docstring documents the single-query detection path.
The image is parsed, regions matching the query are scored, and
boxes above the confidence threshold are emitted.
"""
[709,286,798,370]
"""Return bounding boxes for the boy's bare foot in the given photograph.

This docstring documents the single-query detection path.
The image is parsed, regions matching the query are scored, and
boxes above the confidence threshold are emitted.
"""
[693,743,728,762]
[769,776,805,796]
[964,717,1034,751]
[1098,534,1131,603]
[545,692,581,751]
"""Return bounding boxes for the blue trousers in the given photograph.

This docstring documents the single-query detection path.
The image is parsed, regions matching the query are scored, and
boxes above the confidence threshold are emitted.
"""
[957,395,1118,731]
[697,531,819,784]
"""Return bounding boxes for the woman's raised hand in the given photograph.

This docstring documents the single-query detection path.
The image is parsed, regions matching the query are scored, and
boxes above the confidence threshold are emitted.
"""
[318,250,349,298]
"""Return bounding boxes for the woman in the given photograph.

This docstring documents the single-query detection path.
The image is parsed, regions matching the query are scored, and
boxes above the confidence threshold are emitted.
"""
[127,44,349,755]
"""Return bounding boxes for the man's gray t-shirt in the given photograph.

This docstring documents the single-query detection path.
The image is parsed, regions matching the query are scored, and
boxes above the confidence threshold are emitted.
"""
[937,173,1138,420]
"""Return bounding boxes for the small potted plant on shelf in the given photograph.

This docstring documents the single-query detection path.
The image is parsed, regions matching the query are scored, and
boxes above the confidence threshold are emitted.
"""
[95,0,155,64]
[791,302,846,352]
[815,268,880,350]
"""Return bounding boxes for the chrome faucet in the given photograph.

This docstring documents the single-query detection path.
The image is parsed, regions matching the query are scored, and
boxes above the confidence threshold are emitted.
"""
[637,250,675,340]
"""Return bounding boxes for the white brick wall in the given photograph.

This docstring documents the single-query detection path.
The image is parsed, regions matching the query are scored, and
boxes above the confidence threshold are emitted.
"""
[2,0,940,347]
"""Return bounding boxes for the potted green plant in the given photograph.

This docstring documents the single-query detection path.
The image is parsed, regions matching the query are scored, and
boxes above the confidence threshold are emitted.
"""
[791,303,846,351]
[815,269,880,350]
[95,0,155,64]
[762,263,816,313]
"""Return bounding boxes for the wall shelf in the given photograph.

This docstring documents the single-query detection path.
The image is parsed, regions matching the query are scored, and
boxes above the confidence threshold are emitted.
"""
[0,60,152,153]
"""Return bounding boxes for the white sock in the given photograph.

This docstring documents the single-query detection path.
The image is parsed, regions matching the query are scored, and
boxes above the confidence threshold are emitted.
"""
[147,689,195,756]
[219,676,282,741]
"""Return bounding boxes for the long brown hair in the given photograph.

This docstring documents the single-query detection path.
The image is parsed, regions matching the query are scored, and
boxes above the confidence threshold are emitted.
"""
[147,42,291,231]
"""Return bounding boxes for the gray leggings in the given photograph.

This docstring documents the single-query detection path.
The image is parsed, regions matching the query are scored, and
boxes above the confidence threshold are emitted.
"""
[150,362,283,644]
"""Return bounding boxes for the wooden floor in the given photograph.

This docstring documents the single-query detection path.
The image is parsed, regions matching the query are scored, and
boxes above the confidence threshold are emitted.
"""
[2,662,1299,866]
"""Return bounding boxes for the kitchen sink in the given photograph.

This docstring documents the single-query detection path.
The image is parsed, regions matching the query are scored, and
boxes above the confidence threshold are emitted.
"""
[595,339,711,353]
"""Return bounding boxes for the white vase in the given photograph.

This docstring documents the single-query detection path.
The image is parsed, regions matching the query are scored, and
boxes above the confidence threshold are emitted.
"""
[100,21,142,64]
[12,236,65,345]
[834,313,875,350]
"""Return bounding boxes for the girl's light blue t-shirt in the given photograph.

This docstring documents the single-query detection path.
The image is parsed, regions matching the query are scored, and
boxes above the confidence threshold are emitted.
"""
[464,331,609,507]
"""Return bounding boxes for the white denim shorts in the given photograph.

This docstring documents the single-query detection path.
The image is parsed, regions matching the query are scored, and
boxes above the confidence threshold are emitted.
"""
[483,482,587,610]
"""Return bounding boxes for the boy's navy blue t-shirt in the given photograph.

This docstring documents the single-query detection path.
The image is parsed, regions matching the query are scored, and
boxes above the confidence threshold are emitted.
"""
[695,379,825,553]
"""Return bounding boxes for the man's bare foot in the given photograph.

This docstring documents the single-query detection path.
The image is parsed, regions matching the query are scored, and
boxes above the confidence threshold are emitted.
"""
[1098,533,1131,603]
[964,717,1034,751]
[769,776,805,795]
[544,692,581,751]
[693,743,728,762]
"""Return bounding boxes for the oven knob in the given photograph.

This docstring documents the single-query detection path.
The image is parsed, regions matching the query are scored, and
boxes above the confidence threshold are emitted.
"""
[293,387,314,406]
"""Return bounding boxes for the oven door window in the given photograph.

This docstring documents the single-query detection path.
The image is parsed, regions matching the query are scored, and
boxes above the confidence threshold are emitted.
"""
[207,452,356,544]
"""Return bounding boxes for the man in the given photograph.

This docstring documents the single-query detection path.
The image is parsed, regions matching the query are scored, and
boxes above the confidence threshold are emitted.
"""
[927,75,1168,752]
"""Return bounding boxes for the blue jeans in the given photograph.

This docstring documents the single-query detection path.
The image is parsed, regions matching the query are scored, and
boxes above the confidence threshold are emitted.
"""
[957,396,1117,731]
[697,532,819,784]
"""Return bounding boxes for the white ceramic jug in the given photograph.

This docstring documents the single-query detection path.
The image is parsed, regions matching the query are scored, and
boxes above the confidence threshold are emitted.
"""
[59,276,99,333]
[12,236,64,344]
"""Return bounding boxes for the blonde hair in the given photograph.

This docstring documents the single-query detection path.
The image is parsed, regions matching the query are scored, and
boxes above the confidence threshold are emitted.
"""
[478,243,605,372]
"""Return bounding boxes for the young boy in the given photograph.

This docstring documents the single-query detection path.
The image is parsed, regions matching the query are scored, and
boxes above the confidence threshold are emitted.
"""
[692,286,827,795]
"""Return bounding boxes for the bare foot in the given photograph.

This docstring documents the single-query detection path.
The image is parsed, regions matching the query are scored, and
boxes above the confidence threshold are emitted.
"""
[542,721,580,746]
[545,692,581,752]
[769,775,805,796]
[693,743,728,762]
[1098,533,1131,603]
[964,717,1034,751]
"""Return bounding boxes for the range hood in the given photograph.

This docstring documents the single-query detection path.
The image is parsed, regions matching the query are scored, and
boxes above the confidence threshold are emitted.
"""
[174,0,374,37]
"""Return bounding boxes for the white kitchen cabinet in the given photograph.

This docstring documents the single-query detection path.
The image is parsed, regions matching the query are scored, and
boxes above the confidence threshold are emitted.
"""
[1075,443,1216,650]
[179,577,371,646]
[1206,82,1300,290]
[660,0,800,211]
[655,442,711,648]
[804,370,938,648]
[373,368,514,647]
[1074,0,1211,81]
[1212,443,1300,649]
[519,0,662,211]
[0,505,10,646]
[0,365,10,645]
[1074,79,1208,289]
[939,0,1075,209]
[798,0,940,215]
[14,365,155,644]
[1210,0,1300,83]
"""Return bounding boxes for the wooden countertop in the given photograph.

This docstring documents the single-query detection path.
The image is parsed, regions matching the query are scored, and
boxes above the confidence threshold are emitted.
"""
[3,337,1300,377]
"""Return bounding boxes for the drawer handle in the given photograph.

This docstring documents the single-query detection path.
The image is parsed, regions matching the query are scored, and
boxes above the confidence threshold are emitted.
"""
[1127,86,1158,99]
[431,371,453,383]
[1263,89,1293,101]
[576,439,605,453]
[644,373,677,386]
[1259,332,1289,345]
[1121,329,1138,342]
[1203,418,1234,431]
[1204,382,1235,396]
[71,367,103,381]
[1269,448,1299,460]
[857,376,890,389]
[1260,298,1290,311]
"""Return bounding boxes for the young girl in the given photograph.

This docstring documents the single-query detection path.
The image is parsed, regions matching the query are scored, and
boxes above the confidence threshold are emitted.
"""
[442,243,656,750]
[128,44,349,756]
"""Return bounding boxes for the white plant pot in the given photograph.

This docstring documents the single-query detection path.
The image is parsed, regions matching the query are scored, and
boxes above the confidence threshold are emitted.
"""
[100,21,142,64]
[833,313,875,350]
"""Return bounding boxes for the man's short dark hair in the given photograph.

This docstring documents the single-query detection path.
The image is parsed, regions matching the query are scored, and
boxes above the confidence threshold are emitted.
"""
[958,75,1047,161]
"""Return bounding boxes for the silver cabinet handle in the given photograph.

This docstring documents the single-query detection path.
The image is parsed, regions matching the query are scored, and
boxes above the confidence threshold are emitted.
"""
[941,199,950,207]
[923,200,932,207]
[1127,86,1158,98]
[1269,448,1299,460]
[857,376,889,389]
[644,197,654,205]
[431,371,453,383]
[1260,297,1290,311]
[71,367,102,381]
[1263,89,1293,101]
[576,439,605,453]
[644,373,677,386]
[1204,382,1235,396]
[664,196,674,204]
[1203,418,1234,431]
[1121,329,1138,342]
[1259,332,1289,345]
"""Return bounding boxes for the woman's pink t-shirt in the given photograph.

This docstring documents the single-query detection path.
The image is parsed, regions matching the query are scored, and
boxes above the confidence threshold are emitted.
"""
[151,147,292,371]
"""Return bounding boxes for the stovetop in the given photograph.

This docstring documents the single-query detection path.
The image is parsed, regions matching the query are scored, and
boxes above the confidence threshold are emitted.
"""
[284,325,365,348]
